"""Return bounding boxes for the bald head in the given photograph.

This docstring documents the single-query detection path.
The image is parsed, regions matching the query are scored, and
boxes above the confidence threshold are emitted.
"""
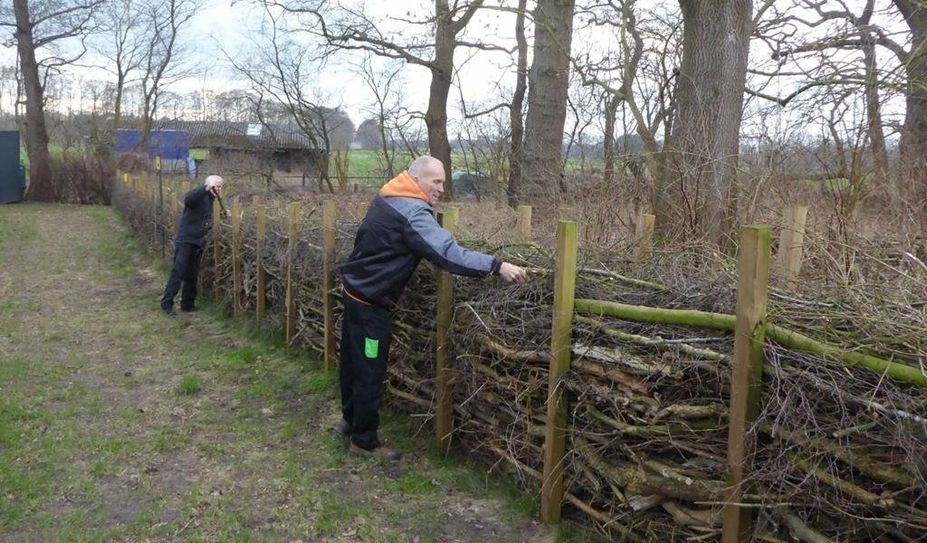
[408,156,444,179]
[407,156,445,205]
[204,175,224,189]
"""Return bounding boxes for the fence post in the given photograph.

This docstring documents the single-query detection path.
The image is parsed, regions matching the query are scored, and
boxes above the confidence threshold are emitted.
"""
[436,207,459,453]
[171,182,181,216]
[635,212,655,261]
[158,161,165,258]
[213,198,222,293]
[255,196,266,320]
[516,205,532,239]
[322,199,337,371]
[541,220,579,524]
[721,225,772,543]
[285,202,300,344]
[231,196,242,315]
[775,205,808,289]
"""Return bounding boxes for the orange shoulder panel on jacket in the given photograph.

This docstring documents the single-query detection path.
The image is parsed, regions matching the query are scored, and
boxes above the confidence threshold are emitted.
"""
[379,171,428,202]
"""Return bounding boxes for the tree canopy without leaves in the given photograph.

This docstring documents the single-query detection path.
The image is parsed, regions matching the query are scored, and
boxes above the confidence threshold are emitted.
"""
[2,0,102,200]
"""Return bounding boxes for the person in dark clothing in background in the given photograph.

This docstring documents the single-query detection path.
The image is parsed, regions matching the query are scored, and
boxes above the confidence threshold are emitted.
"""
[338,156,528,461]
[160,175,225,316]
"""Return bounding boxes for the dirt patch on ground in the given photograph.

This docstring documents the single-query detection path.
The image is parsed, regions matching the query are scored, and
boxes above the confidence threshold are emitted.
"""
[0,204,570,542]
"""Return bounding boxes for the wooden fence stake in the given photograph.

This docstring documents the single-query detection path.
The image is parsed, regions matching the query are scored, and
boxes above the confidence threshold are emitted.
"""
[635,212,655,261]
[721,225,772,543]
[436,207,459,453]
[171,182,181,216]
[775,205,808,289]
[541,220,579,524]
[255,196,266,320]
[285,202,300,344]
[231,196,242,315]
[516,205,532,238]
[322,199,337,371]
[212,198,222,292]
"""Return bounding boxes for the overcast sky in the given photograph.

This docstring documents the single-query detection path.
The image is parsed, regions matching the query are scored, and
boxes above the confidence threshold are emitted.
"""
[0,0,911,141]
[158,0,523,124]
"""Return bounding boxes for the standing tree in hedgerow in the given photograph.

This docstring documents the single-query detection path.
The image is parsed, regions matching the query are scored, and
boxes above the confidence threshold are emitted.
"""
[658,0,752,246]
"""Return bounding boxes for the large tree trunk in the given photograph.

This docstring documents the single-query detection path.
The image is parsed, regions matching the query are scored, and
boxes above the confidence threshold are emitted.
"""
[113,71,126,132]
[863,41,889,187]
[858,2,890,188]
[427,33,454,198]
[602,94,621,186]
[424,0,486,200]
[522,0,576,198]
[138,93,156,150]
[895,1,927,232]
[14,0,54,201]
[507,0,528,208]
[658,0,751,245]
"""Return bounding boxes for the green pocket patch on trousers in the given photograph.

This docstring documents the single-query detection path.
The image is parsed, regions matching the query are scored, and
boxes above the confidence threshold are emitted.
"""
[364,337,379,359]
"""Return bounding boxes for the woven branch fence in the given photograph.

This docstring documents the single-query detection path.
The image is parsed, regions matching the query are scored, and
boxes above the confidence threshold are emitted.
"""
[113,172,927,542]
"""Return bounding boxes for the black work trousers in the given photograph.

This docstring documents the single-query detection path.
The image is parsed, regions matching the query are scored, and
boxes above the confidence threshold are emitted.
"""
[339,295,392,450]
[160,242,203,311]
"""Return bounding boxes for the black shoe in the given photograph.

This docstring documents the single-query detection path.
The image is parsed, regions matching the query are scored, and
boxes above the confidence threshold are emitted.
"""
[180,306,197,313]
[349,443,402,462]
[334,419,351,439]
[162,307,177,317]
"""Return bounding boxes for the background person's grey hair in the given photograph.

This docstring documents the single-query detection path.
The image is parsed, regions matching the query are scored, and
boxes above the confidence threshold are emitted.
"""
[204,175,223,188]
[408,156,443,178]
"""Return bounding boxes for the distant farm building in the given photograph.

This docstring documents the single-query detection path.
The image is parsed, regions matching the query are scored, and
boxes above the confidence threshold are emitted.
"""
[116,121,325,176]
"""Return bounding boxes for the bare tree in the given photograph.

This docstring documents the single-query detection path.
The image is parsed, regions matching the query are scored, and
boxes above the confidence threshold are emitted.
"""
[573,1,680,208]
[227,3,352,191]
[211,90,262,122]
[0,65,22,122]
[3,0,102,200]
[137,0,197,148]
[891,1,927,230]
[753,0,894,188]
[562,69,596,178]
[357,56,405,178]
[289,0,508,198]
[522,0,576,198]
[507,0,528,206]
[659,0,752,245]
[93,0,147,137]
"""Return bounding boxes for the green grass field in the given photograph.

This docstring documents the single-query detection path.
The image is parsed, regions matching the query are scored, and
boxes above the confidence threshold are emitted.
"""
[0,204,591,542]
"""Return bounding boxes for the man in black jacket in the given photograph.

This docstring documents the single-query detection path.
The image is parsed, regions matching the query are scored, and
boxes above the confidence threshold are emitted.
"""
[160,175,224,316]
[338,156,528,461]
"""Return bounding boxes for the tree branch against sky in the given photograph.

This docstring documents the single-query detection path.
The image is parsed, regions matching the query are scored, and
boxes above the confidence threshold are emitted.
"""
[2,0,102,201]
[137,0,198,147]
[226,2,356,191]
[748,1,909,194]
[261,0,518,198]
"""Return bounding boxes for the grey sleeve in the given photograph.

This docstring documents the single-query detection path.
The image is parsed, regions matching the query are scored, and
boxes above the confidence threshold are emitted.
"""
[403,206,500,277]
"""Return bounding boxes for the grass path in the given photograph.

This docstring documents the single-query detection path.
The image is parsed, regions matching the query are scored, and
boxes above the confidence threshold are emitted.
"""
[0,204,569,543]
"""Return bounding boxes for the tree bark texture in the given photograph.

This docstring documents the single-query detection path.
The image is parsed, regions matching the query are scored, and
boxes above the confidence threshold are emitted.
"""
[659,0,751,245]
[13,0,54,201]
[858,2,890,188]
[428,15,455,198]
[507,0,528,207]
[522,0,576,198]
[895,0,927,232]
[602,93,621,186]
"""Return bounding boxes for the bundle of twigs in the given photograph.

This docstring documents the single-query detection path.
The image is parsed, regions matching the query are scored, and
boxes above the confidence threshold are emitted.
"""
[113,185,927,542]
